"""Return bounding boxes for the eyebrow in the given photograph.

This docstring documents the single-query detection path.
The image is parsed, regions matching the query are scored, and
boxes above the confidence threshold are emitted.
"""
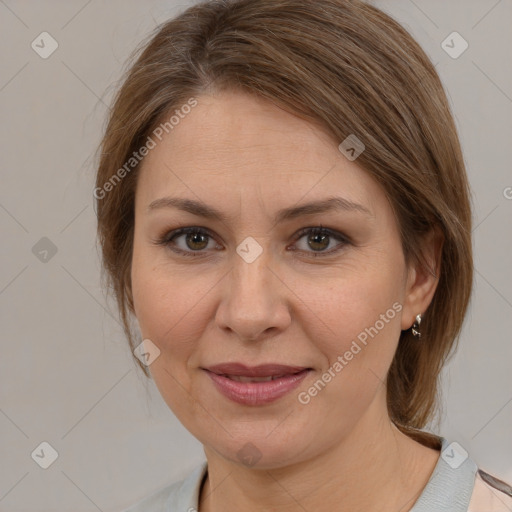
[147,196,372,223]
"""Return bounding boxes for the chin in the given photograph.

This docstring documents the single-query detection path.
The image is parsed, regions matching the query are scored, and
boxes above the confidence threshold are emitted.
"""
[202,423,316,469]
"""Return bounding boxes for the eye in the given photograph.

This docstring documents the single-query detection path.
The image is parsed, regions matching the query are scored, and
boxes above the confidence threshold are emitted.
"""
[289,225,349,258]
[152,225,349,258]
[153,226,221,258]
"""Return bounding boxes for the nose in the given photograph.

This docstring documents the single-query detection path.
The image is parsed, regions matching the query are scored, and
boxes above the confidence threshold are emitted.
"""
[214,245,292,342]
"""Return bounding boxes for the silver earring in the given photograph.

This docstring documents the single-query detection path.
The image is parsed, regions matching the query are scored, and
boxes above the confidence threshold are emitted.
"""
[411,314,422,339]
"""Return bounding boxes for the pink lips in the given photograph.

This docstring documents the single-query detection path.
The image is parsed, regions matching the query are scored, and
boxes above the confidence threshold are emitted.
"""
[203,363,311,405]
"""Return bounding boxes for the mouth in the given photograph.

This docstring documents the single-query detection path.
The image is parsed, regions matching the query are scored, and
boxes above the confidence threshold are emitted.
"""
[202,363,312,405]
[223,374,298,382]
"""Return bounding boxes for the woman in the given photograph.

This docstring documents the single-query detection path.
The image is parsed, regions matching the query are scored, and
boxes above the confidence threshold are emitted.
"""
[94,0,512,510]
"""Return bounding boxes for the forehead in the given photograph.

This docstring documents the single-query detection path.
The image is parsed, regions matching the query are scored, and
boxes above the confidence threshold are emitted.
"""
[136,90,384,215]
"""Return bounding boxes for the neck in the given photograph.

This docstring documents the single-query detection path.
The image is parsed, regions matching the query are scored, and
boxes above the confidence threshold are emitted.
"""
[199,390,440,512]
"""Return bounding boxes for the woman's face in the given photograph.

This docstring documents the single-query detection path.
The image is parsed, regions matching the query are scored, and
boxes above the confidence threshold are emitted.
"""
[131,90,426,468]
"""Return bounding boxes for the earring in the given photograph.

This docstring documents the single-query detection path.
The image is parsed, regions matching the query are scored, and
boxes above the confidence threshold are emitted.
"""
[411,314,422,339]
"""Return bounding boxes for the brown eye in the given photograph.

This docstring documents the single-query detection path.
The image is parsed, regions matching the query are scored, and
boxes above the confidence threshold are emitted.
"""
[291,226,349,257]
[154,227,220,258]
[307,231,330,251]
[183,231,209,251]
[153,225,349,259]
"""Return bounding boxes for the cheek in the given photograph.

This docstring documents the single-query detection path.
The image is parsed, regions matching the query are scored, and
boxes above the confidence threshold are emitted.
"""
[297,263,403,353]
[294,274,403,430]
[295,266,403,411]
[132,233,188,333]
[132,265,203,348]
[131,259,210,420]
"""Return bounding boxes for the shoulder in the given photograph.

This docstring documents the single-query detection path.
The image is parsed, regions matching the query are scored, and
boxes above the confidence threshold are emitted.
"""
[122,462,207,512]
[468,468,512,512]
[408,435,511,512]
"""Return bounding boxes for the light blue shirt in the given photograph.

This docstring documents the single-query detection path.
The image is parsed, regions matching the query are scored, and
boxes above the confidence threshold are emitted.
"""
[124,437,481,511]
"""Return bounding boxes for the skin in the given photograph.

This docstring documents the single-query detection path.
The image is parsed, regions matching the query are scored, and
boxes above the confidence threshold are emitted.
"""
[131,89,443,512]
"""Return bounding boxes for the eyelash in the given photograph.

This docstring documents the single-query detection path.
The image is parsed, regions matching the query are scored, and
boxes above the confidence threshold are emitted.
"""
[152,225,350,259]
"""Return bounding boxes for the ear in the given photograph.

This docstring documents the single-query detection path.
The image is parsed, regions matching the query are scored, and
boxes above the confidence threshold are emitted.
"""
[401,226,444,331]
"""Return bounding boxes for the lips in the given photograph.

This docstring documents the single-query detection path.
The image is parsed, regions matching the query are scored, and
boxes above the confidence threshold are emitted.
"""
[202,363,312,405]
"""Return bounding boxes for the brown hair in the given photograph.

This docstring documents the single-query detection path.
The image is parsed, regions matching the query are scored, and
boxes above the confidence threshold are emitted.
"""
[95,0,473,448]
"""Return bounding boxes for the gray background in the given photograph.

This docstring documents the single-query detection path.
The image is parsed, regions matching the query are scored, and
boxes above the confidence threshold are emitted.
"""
[0,1,511,510]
